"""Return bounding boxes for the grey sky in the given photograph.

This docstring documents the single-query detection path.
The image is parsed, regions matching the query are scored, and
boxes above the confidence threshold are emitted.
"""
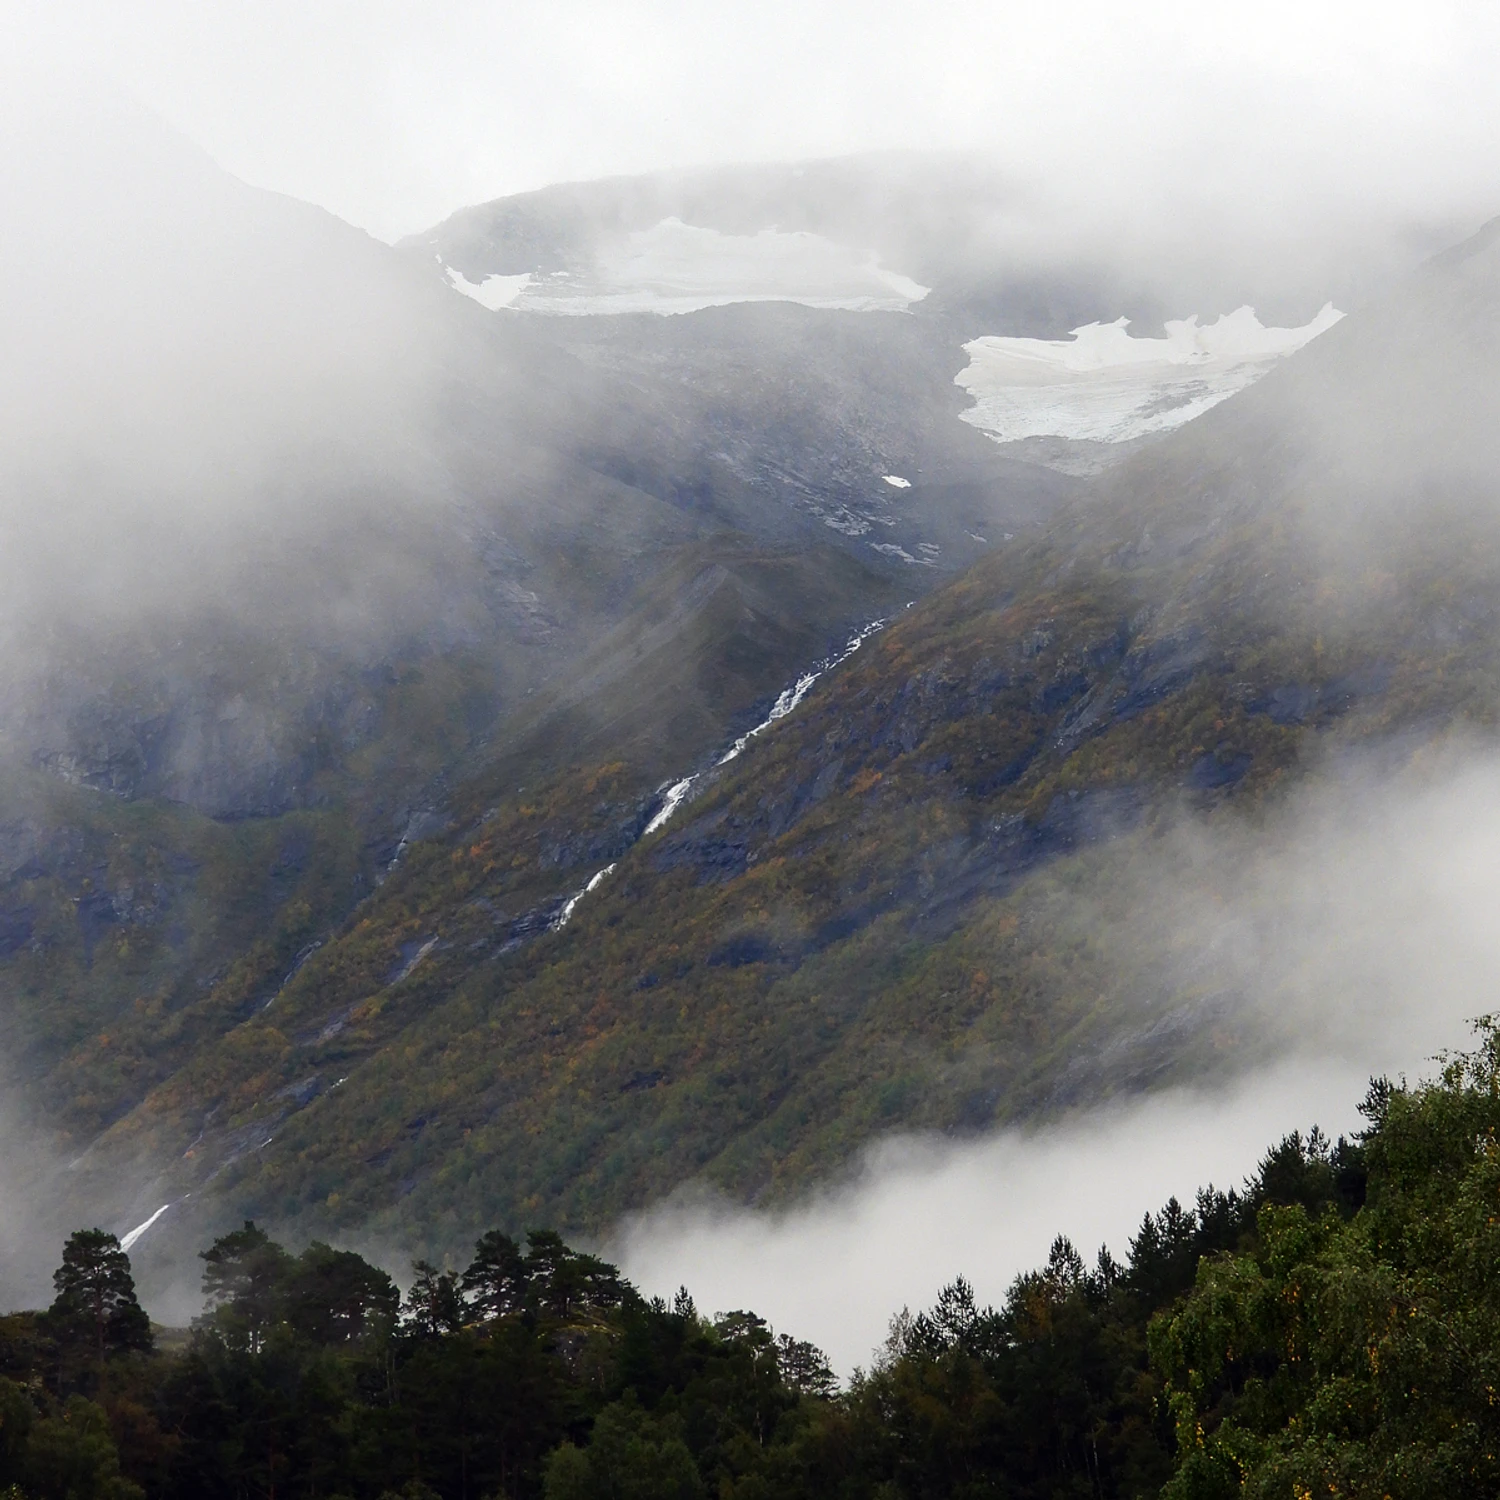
[13,1,1500,241]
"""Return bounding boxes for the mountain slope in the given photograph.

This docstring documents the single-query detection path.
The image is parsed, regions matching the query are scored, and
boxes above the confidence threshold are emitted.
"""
[404,152,1420,336]
[69,216,1500,1289]
[1,106,1009,1299]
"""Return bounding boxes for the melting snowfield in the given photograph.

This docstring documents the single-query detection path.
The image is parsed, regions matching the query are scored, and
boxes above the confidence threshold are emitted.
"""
[445,218,929,316]
[956,303,1343,447]
[444,266,532,310]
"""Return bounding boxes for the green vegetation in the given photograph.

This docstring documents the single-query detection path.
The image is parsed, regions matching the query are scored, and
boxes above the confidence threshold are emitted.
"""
[46,1230,152,1369]
[14,1026,1500,1496]
[34,421,1500,1270]
[0,762,370,1147]
[1155,1030,1500,1498]
[0,533,903,1259]
[18,223,1500,1269]
[141,479,1500,1260]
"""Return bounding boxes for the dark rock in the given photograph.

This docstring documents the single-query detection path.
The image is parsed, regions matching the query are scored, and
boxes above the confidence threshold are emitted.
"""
[1114,632,1211,720]
[1324,663,1392,708]
[620,1070,665,1093]
[1186,751,1254,789]
[1035,786,1147,850]
[707,933,777,968]
[0,904,36,957]
[75,887,121,963]
[272,1075,323,1107]
[1261,684,1321,723]
[1037,670,1091,713]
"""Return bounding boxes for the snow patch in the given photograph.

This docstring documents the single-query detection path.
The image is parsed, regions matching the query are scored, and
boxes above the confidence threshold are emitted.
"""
[444,266,532,310]
[489,219,928,317]
[872,542,929,565]
[813,506,872,537]
[955,303,1342,446]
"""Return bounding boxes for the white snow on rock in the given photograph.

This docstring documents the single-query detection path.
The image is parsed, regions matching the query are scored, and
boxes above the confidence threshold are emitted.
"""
[453,219,928,317]
[445,267,533,310]
[955,303,1342,446]
[872,542,929,565]
[882,474,912,489]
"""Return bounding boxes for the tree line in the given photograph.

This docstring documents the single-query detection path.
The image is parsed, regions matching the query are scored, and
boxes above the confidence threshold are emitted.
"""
[7,1023,1500,1498]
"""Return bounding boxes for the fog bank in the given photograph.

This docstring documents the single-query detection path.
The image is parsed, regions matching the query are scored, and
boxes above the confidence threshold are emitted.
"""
[617,742,1500,1372]
[17,3,1500,243]
[614,1060,1368,1375]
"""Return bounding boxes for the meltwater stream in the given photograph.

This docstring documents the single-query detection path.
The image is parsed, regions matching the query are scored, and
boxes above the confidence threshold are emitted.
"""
[551,615,890,930]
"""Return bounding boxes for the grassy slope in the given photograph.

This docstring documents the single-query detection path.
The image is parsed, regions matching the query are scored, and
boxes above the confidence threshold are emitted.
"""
[112,452,1500,1268]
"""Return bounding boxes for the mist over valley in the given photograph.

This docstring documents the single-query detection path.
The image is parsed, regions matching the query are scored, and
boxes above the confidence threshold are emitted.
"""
[5,11,1500,1496]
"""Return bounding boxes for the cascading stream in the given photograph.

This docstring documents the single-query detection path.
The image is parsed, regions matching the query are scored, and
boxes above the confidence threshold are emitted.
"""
[553,615,891,929]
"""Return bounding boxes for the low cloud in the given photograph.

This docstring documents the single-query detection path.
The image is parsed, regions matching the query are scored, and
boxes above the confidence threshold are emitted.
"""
[614,1059,1368,1375]
[18,3,1500,246]
[616,741,1500,1373]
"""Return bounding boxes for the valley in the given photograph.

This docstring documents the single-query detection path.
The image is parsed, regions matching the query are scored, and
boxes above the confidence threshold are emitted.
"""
[3,101,1499,1341]
[9,10,1500,1495]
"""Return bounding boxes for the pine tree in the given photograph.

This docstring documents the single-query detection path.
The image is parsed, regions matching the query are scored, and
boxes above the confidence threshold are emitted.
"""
[198,1220,292,1352]
[48,1229,152,1367]
[461,1230,528,1320]
[403,1260,467,1336]
[279,1242,399,1345]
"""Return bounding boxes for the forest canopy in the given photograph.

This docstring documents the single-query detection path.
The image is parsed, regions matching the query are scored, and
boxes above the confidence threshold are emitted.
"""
[6,1022,1500,1498]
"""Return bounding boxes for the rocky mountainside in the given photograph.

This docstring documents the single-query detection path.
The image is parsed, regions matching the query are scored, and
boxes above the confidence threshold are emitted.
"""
[403,152,1419,336]
[404,155,1448,501]
[35,213,1500,1300]
[0,110,1090,1298]
[5,91,1497,1306]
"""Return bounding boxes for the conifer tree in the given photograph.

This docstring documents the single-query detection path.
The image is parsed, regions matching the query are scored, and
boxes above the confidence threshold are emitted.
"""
[461,1230,528,1320]
[403,1260,467,1336]
[47,1229,152,1367]
[198,1219,292,1352]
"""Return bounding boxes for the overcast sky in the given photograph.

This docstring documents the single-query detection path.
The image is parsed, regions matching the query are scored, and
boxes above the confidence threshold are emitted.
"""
[9,1,1500,241]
